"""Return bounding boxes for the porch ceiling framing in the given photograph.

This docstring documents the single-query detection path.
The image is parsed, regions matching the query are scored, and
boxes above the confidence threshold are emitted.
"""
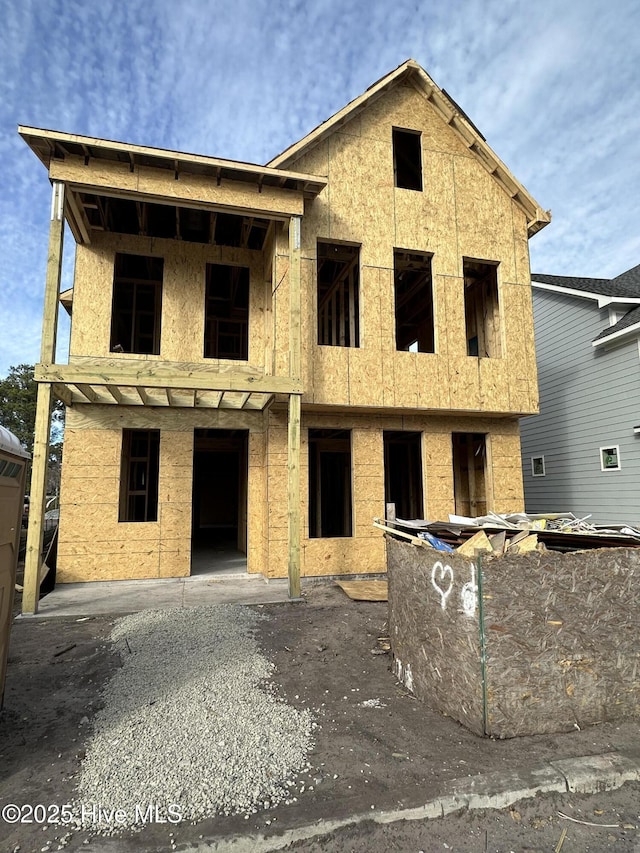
[37,363,300,411]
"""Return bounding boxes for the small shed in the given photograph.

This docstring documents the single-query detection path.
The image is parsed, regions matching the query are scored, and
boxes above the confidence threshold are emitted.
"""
[0,426,29,705]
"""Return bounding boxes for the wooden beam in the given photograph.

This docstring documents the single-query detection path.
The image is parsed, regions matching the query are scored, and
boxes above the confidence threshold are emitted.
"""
[40,182,65,363]
[24,182,65,615]
[287,392,301,599]
[135,386,151,405]
[74,383,98,402]
[287,215,302,600]
[52,382,73,406]
[105,384,123,403]
[36,362,303,396]
[23,384,53,614]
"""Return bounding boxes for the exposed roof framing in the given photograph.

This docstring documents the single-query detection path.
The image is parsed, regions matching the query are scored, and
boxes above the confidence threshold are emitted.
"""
[267,59,550,238]
[19,125,327,197]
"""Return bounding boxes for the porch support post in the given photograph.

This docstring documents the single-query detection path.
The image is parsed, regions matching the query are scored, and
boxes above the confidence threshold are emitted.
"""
[287,215,302,599]
[23,181,65,615]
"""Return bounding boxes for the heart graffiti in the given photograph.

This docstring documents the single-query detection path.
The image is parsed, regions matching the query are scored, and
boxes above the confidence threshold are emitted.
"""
[431,561,454,610]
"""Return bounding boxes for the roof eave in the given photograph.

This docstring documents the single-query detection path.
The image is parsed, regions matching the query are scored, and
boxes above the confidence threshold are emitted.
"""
[267,61,549,237]
[18,125,328,198]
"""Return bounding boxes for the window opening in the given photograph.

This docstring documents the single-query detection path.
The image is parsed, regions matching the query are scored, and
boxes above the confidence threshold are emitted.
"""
[110,253,163,354]
[531,456,546,477]
[308,429,353,537]
[119,429,160,522]
[452,433,488,517]
[317,243,360,347]
[384,431,424,519]
[393,128,423,191]
[463,259,501,358]
[204,263,250,360]
[394,250,435,352]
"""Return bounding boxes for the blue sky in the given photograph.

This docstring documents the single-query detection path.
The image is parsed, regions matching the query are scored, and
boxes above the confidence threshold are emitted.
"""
[1,0,639,375]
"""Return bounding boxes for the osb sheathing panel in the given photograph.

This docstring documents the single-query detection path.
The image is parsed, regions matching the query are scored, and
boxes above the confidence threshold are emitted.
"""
[391,539,640,737]
[327,133,394,269]
[290,82,537,414]
[50,157,305,217]
[357,84,471,156]
[260,411,524,579]
[71,232,266,366]
[453,156,517,284]
[57,406,266,583]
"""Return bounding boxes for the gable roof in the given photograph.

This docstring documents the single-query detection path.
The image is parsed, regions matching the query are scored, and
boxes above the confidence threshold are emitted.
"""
[593,305,640,344]
[532,265,640,301]
[267,59,550,238]
[531,265,640,348]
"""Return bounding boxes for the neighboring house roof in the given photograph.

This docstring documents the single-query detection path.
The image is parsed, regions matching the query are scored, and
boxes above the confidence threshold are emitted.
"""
[268,58,551,238]
[532,270,640,300]
[593,305,640,346]
[532,265,640,348]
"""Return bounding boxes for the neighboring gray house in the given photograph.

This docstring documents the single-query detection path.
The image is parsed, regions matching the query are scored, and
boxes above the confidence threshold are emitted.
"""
[520,264,640,526]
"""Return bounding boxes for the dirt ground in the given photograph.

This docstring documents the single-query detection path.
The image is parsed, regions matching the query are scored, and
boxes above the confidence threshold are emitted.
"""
[1,584,639,852]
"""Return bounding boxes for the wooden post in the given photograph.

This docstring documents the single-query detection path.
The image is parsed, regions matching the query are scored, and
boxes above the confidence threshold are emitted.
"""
[23,181,65,615]
[287,215,302,599]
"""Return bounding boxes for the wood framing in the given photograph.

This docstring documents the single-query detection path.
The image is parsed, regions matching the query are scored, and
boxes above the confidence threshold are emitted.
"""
[23,182,65,614]
[21,61,548,599]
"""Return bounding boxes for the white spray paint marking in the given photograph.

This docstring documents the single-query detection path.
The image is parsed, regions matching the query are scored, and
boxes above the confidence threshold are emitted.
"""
[431,561,454,610]
[460,563,478,618]
[404,663,413,692]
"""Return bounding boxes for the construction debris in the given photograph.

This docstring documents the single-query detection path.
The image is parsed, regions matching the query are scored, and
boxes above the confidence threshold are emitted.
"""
[376,511,640,554]
[336,580,388,602]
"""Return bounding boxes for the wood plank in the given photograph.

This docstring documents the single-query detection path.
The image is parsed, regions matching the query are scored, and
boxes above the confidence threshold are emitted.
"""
[336,580,388,602]
[23,384,53,614]
[287,392,301,599]
[74,383,99,402]
[40,182,65,363]
[52,382,73,406]
[36,362,303,395]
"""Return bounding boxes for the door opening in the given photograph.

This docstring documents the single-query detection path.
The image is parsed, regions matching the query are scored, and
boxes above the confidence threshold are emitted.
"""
[452,433,488,517]
[384,431,424,520]
[191,429,248,575]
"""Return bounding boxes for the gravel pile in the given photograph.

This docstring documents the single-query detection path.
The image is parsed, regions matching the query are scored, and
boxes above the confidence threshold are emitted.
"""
[76,605,315,831]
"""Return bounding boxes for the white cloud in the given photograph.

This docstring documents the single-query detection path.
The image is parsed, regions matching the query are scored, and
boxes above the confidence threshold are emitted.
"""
[1,0,639,374]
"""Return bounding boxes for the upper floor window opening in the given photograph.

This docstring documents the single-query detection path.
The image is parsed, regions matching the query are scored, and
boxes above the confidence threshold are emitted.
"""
[204,263,250,360]
[317,242,360,348]
[394,250,435,352]
[392,128,423,191]
[463,259,502,358]
[110,253,163,355]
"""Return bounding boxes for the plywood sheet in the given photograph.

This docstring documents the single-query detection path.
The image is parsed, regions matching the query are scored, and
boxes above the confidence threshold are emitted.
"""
[336,579,388,601]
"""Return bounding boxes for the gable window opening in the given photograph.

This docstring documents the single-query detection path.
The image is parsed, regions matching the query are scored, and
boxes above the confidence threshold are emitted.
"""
[463,259,501,358]
[317,242,360,348]
[110,253,163,355]
[204,263,250,360]
[308,429,353,538]
[531,456,545,477]
[394,250,435,352]
[600,445,621,471]
[392,128,423,191]
[119,429,160,523]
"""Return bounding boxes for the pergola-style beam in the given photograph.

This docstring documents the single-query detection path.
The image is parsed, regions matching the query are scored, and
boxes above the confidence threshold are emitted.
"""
[35,363,303,396]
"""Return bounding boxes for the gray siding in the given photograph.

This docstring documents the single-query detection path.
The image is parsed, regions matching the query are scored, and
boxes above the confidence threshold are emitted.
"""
[520,289,640,526]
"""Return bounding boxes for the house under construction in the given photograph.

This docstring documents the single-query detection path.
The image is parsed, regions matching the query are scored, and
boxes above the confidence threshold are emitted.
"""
[20,59,550,612]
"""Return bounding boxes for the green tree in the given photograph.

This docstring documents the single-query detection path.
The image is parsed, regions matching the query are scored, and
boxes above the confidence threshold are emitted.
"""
[0,364,64,492]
